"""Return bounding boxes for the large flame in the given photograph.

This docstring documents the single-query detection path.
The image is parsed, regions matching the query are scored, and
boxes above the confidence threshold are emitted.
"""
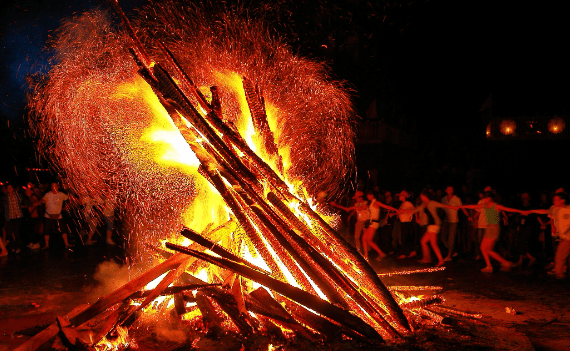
[25,3,397,347]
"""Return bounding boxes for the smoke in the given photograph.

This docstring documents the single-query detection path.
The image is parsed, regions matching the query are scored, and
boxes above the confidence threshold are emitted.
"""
[89,260,132,301]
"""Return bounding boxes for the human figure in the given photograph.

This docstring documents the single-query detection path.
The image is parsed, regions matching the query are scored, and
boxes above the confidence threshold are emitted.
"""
[330,191,368,252]
[395,190,415,259]
[3,184,24,253]
[39,182,71,249]
[379,191,396,254]
[23,186,42,249]
[362,191,398,262]
[513,192,536,266]
[440,186,469,261]
[411,195,428,259]
[457,191,526,273]
[528,192,570,279]
[536,192,553,259]
[414,190,451,267]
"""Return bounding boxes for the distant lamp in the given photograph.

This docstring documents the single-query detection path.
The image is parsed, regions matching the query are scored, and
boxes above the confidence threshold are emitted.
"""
[485,123,491,138]
[500,119,516,135]
[548,117,565,134]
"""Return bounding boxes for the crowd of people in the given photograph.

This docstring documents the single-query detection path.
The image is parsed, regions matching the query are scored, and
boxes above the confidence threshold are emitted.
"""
[4,179,569,280]
[331,185,570,280]
[1,181,117,257]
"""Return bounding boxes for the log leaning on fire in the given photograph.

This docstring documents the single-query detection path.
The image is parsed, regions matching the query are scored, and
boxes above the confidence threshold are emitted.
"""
[136,60,409,335]
[113,2,410,337]
[165,242,383,342]
[13,253,223,351]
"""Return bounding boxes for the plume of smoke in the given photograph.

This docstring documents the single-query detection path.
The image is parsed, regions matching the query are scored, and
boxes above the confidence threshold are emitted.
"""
[89,260,132,301]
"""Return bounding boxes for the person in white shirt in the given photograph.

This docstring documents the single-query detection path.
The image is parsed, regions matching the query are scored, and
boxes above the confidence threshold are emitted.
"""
[529,192,570,279]
[40,182,71,249]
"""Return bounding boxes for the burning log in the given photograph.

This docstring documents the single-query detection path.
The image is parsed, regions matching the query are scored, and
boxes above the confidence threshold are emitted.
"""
[56,315,93,350]
[88,301,130,347]
[197,163,323,297]
[248,287,315,340]
[203,286,258,336]
[128,284,216,299]
[400,296,445,311]
[181,228,269,274]
[242,76,283,174]
[14,304,90,351]
[71,253,189,327]
[15,253,190,351]
[428,305,483,319]
[174,293,187,316]
[195,291,224,337]
[166,242,384,342]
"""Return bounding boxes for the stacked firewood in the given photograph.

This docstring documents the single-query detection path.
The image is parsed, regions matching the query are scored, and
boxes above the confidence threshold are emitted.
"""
[15,1,476,350]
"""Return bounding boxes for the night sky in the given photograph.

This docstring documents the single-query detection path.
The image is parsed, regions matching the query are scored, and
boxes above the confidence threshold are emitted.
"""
[1,0,569,194]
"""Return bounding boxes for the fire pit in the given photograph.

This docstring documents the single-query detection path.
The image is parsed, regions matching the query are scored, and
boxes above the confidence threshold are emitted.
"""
[20,1,471,350]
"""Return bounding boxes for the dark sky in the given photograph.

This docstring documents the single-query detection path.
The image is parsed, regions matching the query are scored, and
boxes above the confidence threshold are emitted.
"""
[1,0,569,190]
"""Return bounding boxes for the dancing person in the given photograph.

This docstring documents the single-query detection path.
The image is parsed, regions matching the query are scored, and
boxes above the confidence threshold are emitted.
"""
[440,186,469,261]
[379,191,396,254]
[330,191,369,252]
[411,195,428,259]
[395,190,415,259]
[536,192,553,260]
[457,191,526,273]
[362,191,398,262]
[528,192,570,279]
[23,186,42,249]
[513,192,536,266]
[413,190,451,267]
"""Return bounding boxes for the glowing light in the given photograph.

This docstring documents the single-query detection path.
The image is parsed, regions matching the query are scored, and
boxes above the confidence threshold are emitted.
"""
[196,268,209,282]
[144,272,168,290]
[548,117,565,134]
[500,119,516,135]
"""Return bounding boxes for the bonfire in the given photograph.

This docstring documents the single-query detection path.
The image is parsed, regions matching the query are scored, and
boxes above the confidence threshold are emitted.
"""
[19,1,470,350]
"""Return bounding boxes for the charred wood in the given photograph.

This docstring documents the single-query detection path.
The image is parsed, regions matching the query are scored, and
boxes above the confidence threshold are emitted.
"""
[195,291,224,337]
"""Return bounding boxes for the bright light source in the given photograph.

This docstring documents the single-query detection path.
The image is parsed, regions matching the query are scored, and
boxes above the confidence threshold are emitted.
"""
[548,117,565,134]
[500,120,516,135]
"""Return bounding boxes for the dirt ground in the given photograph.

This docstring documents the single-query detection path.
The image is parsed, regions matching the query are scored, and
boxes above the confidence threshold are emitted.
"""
[1,243,569,350]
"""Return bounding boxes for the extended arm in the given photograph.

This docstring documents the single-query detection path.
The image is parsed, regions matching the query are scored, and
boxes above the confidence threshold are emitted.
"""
[495,204,526,214]
[373,201,397,212]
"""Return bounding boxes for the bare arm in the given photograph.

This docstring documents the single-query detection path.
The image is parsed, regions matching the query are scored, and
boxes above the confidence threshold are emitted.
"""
[456,203,484,210]
[374,201,397,212]
[495,204,526,214]
[329,202,352,213]
[527,209,549,215]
